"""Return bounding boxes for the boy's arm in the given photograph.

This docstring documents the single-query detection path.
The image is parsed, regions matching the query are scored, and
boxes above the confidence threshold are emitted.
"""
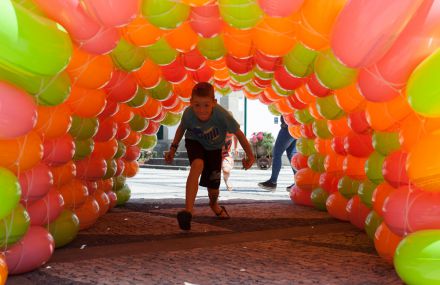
[164,123,185,164]
[234,129,255,170]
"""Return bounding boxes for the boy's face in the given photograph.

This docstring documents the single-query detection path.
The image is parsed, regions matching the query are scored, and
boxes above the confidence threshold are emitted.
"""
[190,95,216,122]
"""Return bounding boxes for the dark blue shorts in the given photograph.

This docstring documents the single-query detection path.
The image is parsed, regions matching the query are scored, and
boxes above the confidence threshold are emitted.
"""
[185,139,222,189]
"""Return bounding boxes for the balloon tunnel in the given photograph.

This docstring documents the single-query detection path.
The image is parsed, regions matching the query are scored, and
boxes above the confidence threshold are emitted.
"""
[1,0,440,284]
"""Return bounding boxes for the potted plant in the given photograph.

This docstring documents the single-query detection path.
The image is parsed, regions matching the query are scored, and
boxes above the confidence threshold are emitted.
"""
[249,132,274,158]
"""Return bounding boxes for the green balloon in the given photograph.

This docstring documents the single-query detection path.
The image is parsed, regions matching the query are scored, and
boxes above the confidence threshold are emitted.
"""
[149,79,172,100]
[307,153,326,173]
[294,108,314,124]
[161,112,182,126]
[103,159,117,180]
[145,38,178,65]
[217,86,232,96]
[245,81,263,94]
[114,141,127,159]
[0,168,21,219]
[0,68,71,106]
[111,39,146,72]
[338,176,361,199]
[364,210,383,240]
[271,80,293,97]
[129,114,149,132]
[142,0,190,29]
[0,204,30,247]
[69,116,99,140]
[197,35,227,60]
[357,180,377,208]
[219,0,263,29]
[312,120,332,139]
[0,1,72,76]
[372,131,400,156]
[394,230,440,285]
[283,43,318,78]
[407,49,440,117]
[230,71,252,84]
[253,66,273,80]
[314,49,358,90]
[113,176,127,191]
[316,95,345,120]
[268,104,281,116]
[73,138,94,161]
[47,209,79,248]
[116,184,131,205]
[365,151,385,184]
[138,134,158,150]
[311,188,329,211]
[127,88,149,108]
[296,138,317,156]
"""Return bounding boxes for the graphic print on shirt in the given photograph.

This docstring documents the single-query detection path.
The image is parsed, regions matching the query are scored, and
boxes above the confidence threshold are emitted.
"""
[188,126,220,143]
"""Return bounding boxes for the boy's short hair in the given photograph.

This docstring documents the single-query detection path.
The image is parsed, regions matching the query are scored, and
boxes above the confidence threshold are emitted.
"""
[192,82,215,99]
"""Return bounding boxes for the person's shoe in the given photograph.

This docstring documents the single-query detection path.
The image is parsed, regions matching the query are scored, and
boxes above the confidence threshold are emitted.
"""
[177,210,192,231]
[286,183,295,192]
[258,180,277,192]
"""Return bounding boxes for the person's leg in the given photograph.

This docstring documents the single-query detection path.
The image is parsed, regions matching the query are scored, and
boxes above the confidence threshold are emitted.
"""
[185,159,203,213]
[286,138,297,174]
[222,157,233,191]
[200,148,226,216]
[269,127,294,183]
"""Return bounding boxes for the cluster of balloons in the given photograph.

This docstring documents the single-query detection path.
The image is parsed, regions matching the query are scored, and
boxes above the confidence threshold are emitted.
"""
[1,0,440,283]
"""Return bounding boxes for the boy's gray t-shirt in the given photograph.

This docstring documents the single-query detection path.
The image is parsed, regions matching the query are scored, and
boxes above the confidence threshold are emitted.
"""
[181,105,240,150]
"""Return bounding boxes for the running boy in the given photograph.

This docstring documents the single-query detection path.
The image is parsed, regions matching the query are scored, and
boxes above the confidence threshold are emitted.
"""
[164,82,255,230]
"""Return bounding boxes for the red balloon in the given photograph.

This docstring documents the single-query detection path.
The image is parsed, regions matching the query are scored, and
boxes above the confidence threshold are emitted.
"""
[300,124,316,139]
[182,48,206,70]
[225,55,254,75]
[348,111,371,134]
[160,57,187,83]
[382,151,409,188]
[346,195,370,230]
[104,69,138,103]
[344,132,374,157]
[42,134,75,166]
[274,66,307,91]
[306,73,330,97]
[254,50,280,72]
[319,172,340,194]
[331,136,347,155]
[290,185,313,206]
[94,117,117,142]
[291,153,308,171]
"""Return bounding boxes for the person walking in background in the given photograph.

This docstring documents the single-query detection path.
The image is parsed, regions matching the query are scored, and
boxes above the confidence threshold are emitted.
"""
[165,82,255,231]
[222,132,238,191]
[258,115,297,192]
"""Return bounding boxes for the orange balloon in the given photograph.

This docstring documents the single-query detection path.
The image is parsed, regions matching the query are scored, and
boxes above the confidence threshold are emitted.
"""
[133,58,161,89]
[296,0,347,50]
[93,189,110,217]
[173,76,195,101]
[0,254,7,285]
[0,131,43,173]
[34,104,72,139]
[399,112,440,152]
[74,196,100,230]
[243,88,261,100]
[214,67,230,81]
[123,160,139,178]
[264,87,283,102]
[165,21,199,52]
[295,167,320,191]
[182,0,215,6]
[122,131,142,147]
[50,161,76,187]
[326,192,350,221]
[97,178,114,192]
[275,98,295,114]
[59,179,89,210]
[120,17,164,47]
[288,125,302,139]
[207,57,227,70]
[314,138,332,155]
[223,24,254,58]
[308,100,323,120]
[166,100,186,113]
[334,83,366,113]
[92,139,118,160]
[343,155,367,180]
[327,116,350,136]
[295,85,315,104]
[112,104,134,124]
[66,86,106,117]
[374,222,402,264]
[372,182,395,216]
[365,95,412,131]
[66,46,113,89]
[324,152,345,174]
[138,97,162,119]
[253,15,297,56]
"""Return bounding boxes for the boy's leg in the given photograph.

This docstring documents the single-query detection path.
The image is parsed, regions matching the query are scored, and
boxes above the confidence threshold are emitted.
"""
[186,158,204,213]
[208,188,229,218]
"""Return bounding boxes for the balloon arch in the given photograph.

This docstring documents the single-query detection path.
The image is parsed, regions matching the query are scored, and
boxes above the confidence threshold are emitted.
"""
[1,0,440,283]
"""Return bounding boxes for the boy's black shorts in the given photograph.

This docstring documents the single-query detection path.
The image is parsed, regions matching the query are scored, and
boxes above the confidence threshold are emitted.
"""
[185,139,222,189]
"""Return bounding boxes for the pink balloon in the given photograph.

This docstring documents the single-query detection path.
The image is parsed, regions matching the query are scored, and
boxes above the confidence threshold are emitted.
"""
[82,0,139,27]
[331,0,425,67]
[5,226,54,275]
[190,4,223,38]
[258,0,304,17]
[19,163,53,202]
[25,188,64,226]
[383,186,440,236]
[346,195,370,230]
[0,82,37,139]
[78,26,120,55]
[104,70,138,103]
[358,0,440,102]
[382,151,409,188]
[42,134,75,166]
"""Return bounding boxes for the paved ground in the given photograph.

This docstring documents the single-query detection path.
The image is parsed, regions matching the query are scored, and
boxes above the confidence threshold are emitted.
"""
[6,168,403,285]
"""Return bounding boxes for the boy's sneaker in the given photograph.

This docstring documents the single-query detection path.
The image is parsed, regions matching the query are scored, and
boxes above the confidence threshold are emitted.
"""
[258,181,277,192]
[286,183,295,192]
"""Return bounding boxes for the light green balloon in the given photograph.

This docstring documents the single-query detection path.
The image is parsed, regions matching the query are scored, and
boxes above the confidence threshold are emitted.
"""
[407,49,440,117]
[338,176,361,199]
[316,95,345,120]
[217,86,232,96]
[395,230,440,285]
[111,39,146,72]
[130,114,149,132]
[197,36,227,60]
[127,88,149,108]
[0,204,30,247]
[69,116,99,140]
[283,43,318,78]
[307,153,326,173]
[311,188,329,211]
[357,180,377,208]
[294,108,314,124]
[245,81,263,95]
[145,38,178,65]
[47,209,79,248]
[114,141,127,159]
[0,1,72,76]
[254,66,273,80]
[230,71,252,84]
[138,134,158,150]
[161,112,182,127]
[314,49,358,90]
[312,120,332,139]
[113,176,127,191]
[149,79,172,100]
[372,131,400,156]
[116,184,131,205]
[142,0,190,30]
[365,151,385,184]
[271,80,293,97]
[296,138,317,156]
[103,159,117,180]
[0,168,21,219]
[73,138,94,161]
[268,104,281,116]
[218,0,263,29]
[364,210,383,240]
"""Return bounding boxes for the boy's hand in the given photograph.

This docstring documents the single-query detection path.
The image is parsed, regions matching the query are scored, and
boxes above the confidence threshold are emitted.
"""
[242,153,255,170]
[164,149,176,164]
